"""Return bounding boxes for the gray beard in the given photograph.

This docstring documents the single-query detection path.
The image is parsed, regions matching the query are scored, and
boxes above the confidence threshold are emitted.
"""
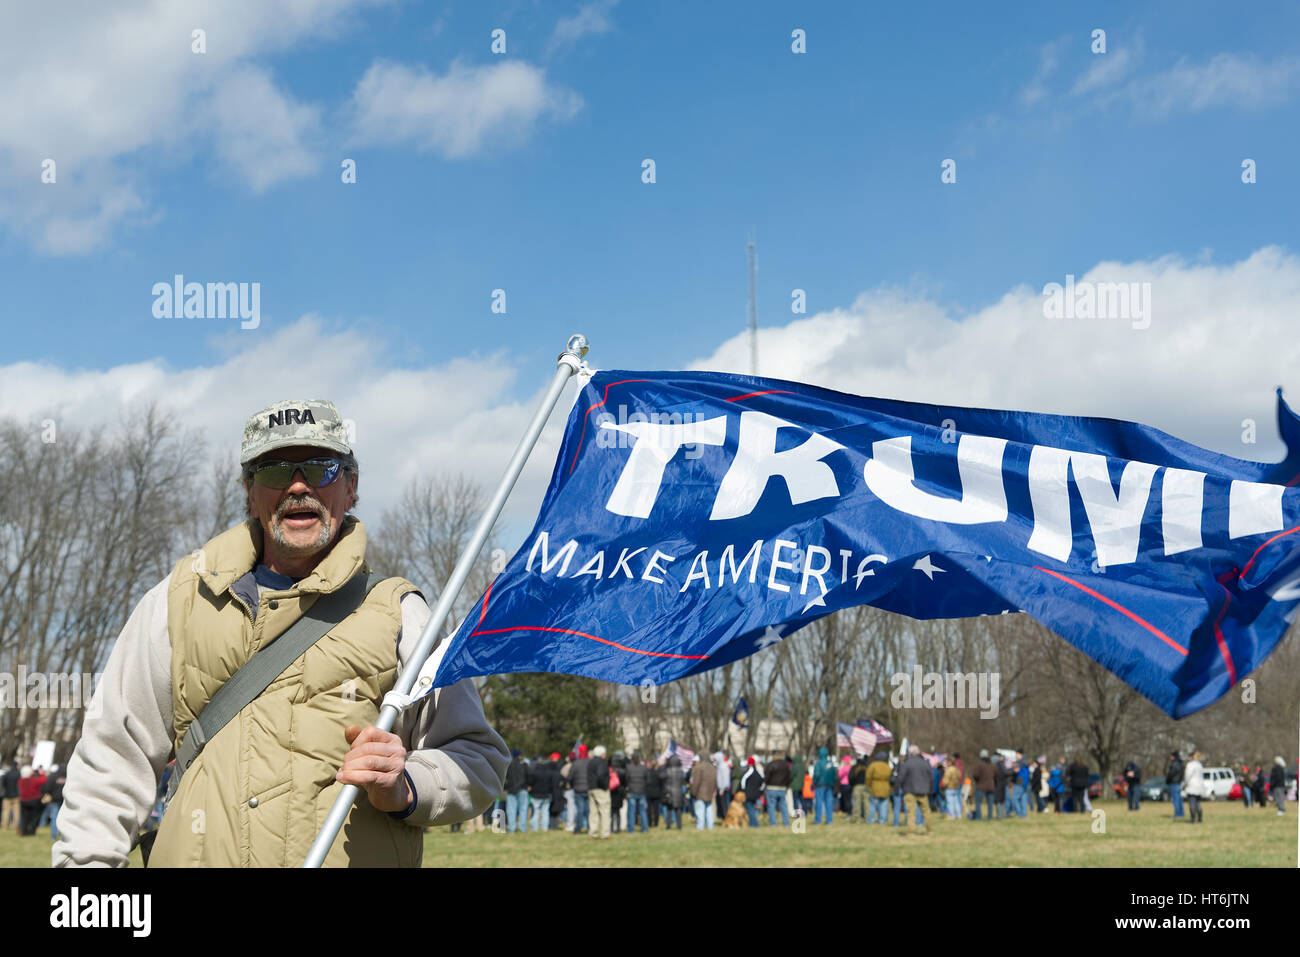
[267,514,333,556]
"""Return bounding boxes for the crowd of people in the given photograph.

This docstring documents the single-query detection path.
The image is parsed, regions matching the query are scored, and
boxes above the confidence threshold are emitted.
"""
[6,743,1289,846]
[0,761,66,839]
[1162,751,1291,822]
[1235,760,1292,815]
[463,744,1294,837]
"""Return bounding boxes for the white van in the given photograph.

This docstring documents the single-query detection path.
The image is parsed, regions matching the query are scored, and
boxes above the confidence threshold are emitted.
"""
[1200,767,1235,799]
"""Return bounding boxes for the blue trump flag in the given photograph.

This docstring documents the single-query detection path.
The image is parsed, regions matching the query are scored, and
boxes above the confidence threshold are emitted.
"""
[428,371,1300,718]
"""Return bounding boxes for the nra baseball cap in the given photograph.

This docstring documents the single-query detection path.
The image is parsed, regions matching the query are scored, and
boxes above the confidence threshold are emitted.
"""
[240,399,352,467]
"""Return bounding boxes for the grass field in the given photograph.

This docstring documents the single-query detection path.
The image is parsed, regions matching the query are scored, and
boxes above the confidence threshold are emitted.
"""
[5,798,1295,867]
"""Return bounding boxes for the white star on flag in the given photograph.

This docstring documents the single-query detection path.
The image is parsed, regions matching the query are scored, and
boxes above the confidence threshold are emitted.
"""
[801,593,827,613]
[800,578,829,614]
[913,554,945,580]
[756,625,785,649]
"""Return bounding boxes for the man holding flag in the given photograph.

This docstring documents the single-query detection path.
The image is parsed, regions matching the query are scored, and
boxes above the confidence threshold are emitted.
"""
[54,399,509,867]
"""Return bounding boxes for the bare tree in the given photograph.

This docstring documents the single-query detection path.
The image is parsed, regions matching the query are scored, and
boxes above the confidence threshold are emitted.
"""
[181,452,242,545]
[735,644,786,759]
[673,664,741,758]
[1007,615,1163,785]
[625,674,676,759]
[365,473,500,702]
[0,406,202,761]
[366,473,495,638]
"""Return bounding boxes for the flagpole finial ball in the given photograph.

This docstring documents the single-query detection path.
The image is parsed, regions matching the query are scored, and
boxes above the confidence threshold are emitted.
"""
[565,334,589,359]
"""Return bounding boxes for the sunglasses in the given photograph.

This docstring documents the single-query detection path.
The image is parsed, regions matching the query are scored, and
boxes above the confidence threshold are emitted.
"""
[248,457,346,490]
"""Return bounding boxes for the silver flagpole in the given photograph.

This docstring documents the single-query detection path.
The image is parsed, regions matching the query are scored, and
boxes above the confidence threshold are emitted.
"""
[303,333,589,868]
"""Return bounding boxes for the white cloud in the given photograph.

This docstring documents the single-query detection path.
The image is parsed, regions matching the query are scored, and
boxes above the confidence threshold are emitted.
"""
[0,0,386,252]
[207,66,323,193]
[1014,39,1297,122]
[1120,52,1300,116]
[0,315,583,545]
[689,246,1300,462]
[1028,44,1297,118]
[2,176,152,256]
[347,59,583,158]
[1019,41,1062,108]
[548,0,619,55]
[1070,46,1136,96]
[6,248,1298,549]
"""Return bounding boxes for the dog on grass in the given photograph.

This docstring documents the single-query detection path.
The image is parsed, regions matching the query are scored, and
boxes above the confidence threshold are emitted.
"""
[722,792,749,828]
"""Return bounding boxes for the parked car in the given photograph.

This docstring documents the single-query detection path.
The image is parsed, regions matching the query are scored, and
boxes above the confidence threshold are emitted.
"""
[1140,779,1169,802]
[1201,767,1235,800]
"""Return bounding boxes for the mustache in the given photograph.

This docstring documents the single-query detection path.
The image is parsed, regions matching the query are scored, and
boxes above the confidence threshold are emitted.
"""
[275,495,326,519]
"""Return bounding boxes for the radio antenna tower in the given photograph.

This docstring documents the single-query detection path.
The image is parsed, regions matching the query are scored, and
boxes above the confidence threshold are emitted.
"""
[746,229,758,376]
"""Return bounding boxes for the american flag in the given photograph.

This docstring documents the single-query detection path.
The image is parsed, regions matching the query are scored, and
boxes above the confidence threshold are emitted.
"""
[857,718,894,744]
[837,722,877,755]
[659,740,696,767]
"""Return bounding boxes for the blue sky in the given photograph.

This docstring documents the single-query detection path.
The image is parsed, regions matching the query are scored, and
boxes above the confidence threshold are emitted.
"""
[4,0,1296,369]
[3,0,1300,531]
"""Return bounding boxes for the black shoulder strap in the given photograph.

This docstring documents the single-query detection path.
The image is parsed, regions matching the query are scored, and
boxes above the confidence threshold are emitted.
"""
[163,571,385,804]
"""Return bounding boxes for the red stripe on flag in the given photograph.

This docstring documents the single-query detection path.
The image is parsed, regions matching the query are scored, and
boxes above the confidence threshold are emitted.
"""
[478,576,496,627]
[569,379,650,474]
[724,390,794,402]
[1210,588,1238,686]
[1237,525,1300,580]
[1033,566,1189,657]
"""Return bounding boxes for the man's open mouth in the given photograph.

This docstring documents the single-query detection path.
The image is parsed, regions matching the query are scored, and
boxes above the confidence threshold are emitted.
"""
[280,505,323,525]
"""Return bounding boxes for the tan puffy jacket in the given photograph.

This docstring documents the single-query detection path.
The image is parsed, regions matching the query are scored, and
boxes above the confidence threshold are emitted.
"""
[53,516,509,868]
[865,759,892,798]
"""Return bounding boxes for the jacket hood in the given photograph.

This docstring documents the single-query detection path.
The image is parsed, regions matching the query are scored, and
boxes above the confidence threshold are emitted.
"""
[817,746,829,760]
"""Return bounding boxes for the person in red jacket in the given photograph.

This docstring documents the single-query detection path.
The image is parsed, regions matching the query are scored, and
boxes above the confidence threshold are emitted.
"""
[18,766,48,836]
